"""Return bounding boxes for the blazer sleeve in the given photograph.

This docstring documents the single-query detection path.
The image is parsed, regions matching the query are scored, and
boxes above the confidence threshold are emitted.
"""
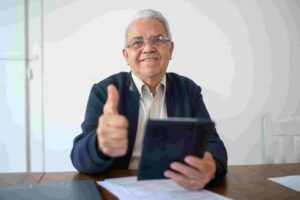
[70,84,114,174]
[188,82,228,186]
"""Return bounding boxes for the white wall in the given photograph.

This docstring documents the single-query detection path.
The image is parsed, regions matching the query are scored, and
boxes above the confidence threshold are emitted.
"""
[42,0,300,171]
[1,0,299,172]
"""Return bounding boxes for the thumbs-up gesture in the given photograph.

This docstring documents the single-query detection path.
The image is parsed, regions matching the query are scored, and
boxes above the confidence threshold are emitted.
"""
[97,85,129,157]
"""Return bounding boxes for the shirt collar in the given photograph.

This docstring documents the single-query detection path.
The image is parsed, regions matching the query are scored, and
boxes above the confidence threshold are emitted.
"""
[131,72,166,97]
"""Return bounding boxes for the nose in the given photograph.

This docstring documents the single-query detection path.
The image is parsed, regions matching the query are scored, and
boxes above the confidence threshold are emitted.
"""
[142,40,155,53]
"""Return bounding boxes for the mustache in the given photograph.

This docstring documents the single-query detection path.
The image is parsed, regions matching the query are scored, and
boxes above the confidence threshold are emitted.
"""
[139,56,160,61]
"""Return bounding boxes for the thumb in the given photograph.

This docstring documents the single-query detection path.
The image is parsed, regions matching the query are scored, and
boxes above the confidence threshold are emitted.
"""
[204,152,213,161]
[103,84,119,115]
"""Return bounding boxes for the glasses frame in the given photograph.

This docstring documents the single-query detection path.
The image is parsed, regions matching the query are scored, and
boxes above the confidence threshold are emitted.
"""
[126,35,171,49]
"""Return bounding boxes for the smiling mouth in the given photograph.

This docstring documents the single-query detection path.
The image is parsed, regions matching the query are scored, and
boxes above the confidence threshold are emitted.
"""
[140,57,159,62]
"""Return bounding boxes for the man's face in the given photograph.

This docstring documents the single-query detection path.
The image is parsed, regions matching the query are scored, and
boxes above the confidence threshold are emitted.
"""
[123,18,174,83]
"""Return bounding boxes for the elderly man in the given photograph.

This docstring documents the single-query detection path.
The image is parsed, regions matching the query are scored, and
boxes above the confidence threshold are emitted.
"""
[71,9,227,190]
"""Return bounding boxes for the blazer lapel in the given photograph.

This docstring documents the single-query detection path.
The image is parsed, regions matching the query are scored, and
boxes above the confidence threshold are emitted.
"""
[123,73,139,167]
[166,73,178,117]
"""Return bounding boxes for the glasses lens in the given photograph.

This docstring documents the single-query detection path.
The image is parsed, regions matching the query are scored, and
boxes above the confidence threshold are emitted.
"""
[127,36,170,49]
[129,39,144,49]
[151,36,169,45]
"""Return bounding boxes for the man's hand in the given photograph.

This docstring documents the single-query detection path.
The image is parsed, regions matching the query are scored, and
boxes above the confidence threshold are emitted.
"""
[164,152,216,191]
[97,84,129,157]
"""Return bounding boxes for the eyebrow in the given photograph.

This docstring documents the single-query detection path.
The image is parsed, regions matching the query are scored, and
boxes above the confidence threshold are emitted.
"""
[130,36,143,40]
[130,34,165,40]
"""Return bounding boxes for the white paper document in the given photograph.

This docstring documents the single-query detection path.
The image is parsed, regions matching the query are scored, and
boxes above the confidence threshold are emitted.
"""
[98,176,231,200]
[268,175,300,192]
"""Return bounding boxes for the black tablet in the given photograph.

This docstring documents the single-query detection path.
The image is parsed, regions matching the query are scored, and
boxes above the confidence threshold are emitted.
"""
[0,180,102,200]
[137,117,215,180]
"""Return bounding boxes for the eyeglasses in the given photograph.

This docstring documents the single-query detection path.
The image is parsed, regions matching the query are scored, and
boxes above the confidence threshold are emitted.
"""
[126,35,171,49]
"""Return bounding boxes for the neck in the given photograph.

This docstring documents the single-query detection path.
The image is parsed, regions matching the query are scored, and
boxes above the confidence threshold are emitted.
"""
[133,72,165,96]
[144,79,159,96]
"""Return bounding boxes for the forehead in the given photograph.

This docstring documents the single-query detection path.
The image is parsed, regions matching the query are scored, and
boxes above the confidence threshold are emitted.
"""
[126,18,168,39]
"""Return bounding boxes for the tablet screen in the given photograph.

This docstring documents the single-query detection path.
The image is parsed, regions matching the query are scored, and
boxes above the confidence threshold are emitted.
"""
[137,118,215,180]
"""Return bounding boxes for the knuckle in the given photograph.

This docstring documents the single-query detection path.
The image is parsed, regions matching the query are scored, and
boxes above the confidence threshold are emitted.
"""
[97,121,107,135]
[99,140,108,150]
[120,149,127,155]
[98,128,106,140]
[101,146,111,155]
[120,116,129,127]
[121,129,128,137]
[99,114,104,122]
[120,141,128,150]
[118,140,125,148]
[204,176,211,184]
[97,126,103,136]
[98,115,106,125]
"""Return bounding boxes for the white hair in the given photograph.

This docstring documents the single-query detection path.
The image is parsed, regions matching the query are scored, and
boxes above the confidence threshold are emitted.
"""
[124,9,172,46]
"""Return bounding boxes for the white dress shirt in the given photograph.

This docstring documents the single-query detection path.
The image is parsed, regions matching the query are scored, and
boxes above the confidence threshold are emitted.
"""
[128,73,168,169]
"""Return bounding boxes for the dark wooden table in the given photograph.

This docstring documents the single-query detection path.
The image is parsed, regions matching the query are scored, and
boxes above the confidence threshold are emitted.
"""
[0,172,44,186]
[1,164,299,200]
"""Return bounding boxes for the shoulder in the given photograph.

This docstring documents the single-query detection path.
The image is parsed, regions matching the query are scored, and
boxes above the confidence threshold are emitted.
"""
[86,72,129,100]
[167,72,202,92]
[92,72,129,91]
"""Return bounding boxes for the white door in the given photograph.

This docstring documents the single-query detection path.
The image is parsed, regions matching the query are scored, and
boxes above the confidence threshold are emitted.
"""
[0,0,44,172]
[0,0,27,172]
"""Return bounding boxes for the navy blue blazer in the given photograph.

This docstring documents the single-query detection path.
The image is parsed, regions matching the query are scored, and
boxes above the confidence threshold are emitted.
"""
[71,72,227,185]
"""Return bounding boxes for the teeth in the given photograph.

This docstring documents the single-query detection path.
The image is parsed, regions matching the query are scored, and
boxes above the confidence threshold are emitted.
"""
[143,58,156,61]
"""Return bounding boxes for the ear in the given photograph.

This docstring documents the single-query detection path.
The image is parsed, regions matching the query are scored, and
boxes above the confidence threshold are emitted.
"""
[169,42,174,60]
[122,48,129,62]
